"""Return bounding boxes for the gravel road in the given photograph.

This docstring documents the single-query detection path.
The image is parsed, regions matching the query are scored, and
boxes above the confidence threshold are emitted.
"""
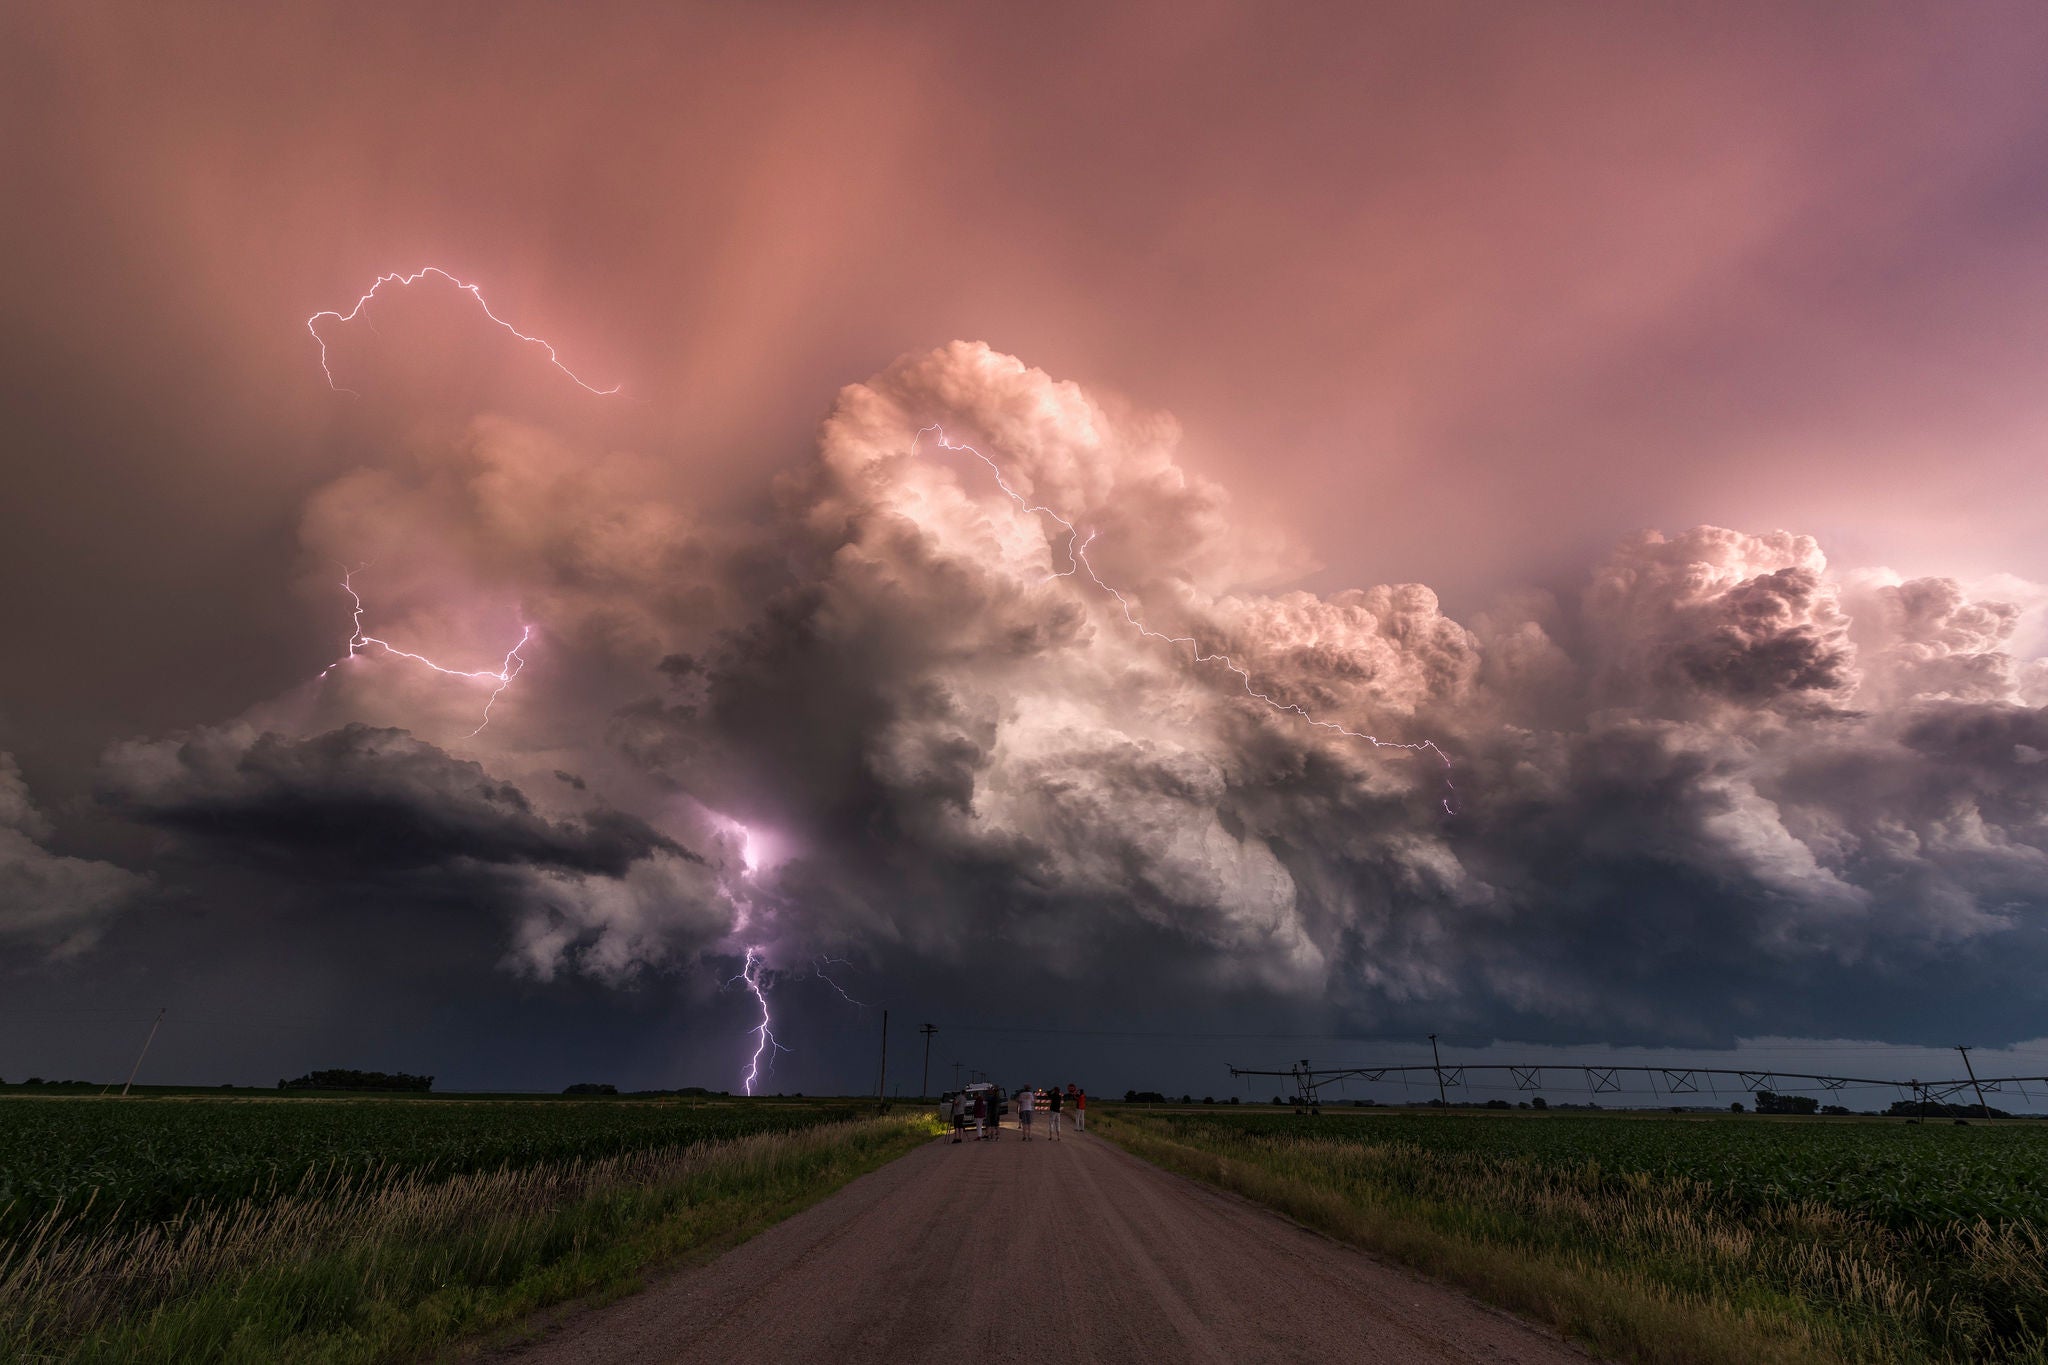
[498,1117,1588,1364]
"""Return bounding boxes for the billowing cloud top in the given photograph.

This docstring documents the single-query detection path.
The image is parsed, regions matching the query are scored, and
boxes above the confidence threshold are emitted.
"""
[75,343,2048,1046]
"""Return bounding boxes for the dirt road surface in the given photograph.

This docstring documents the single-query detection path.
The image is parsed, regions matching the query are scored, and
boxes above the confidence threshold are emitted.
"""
[500,1118,1588,1364]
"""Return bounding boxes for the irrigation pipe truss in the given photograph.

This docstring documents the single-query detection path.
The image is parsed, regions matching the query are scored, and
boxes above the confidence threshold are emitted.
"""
[1226,1061,2048,1109]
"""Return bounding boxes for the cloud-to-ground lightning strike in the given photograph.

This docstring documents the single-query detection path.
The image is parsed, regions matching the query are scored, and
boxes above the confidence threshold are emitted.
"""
[307,267,621,397]
[915,425,1458,813]
[323,572,531,737]
[715,825,787,1093]
[730,947,786,1096]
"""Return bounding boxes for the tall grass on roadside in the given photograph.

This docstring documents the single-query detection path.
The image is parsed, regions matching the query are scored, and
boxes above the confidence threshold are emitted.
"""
[1098,1112,2048,1365]
[1,1113,937,1364]
[0,1095,868,1237]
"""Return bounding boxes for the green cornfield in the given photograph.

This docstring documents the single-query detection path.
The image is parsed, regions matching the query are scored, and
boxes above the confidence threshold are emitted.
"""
[1156,1110,2048,1226]
[1102,1108,2048,1364]
[0,1094,929,1363]
[0,1094,863,1235]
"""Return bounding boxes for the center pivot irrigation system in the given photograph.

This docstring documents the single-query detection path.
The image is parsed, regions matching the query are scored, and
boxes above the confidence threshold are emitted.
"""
[1230,1040,2042,1114]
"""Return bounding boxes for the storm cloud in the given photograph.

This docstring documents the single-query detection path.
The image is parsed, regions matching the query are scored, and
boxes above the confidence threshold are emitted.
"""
[672,346,2046,1038]
[0,753,140,956]
[62,341,2044,1052]
[100,723,729,983]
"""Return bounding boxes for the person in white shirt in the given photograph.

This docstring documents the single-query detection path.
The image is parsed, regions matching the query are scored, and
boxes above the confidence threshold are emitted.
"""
[1017,1085,1035,1139]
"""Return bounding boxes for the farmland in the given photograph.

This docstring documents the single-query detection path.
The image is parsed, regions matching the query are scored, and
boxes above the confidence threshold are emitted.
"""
[0,1094,935,1363]
[1146,1110,2048,1226]
[1099,1108,2048,1364]
[0,1093,864,1234]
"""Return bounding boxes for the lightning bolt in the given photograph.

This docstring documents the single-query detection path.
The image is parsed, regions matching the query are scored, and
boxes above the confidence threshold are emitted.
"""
[322,571,531,737]
[811,956,870,1009]
[729,946,787,1095]
[714,824,790,1093]
[307,267,621,397]
[916,425,1457,813]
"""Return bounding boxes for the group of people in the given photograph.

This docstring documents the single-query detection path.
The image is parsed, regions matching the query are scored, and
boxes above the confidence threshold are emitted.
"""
[1015,1082,1087,1140]
[947,1083,1086,1143]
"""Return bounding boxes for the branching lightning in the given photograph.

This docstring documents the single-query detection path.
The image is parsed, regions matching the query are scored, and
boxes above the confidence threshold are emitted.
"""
[810,956,870,1009]
[715,824,786,1094]
[299,269,1453,1089]
[915,425,1457,813]
[307,267,621,397]
[323,571,531,737]
[729,946,787,1095]
[304,266,612,736]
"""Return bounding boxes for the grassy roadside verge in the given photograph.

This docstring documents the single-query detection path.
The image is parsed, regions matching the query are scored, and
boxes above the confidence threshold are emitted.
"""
[3,1111,939,1363]
[1094,1111,2048,1365]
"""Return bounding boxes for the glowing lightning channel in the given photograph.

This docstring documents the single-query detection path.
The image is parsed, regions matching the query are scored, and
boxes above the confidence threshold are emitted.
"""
[323,572,532,737]
[915,425,1458,813]
[307,267,622,397]
[811,956,870,1009]
[730,947,787,1095]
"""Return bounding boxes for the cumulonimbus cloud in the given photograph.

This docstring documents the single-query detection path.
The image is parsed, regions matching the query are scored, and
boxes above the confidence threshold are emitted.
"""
[79,341,2048,1043]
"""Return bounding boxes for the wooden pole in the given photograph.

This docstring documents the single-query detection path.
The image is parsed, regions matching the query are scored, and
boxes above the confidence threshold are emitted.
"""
[876,1009,889,1108]
[121,1009,165,1098]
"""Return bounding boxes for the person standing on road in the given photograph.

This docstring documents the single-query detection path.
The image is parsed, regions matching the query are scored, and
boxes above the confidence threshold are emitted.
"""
[950,1092,968,1143]
[1045,1082,1062,1139]
[1018,1085,1035,1139]
[1072,1085,1086,1133]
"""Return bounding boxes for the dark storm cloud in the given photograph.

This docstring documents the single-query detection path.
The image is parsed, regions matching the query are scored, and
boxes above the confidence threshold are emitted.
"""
[0,753,141,956]
[100,723,691,877]
[99,723,730,983]
[18,338,2048,1068]
[601,347,2046,1042]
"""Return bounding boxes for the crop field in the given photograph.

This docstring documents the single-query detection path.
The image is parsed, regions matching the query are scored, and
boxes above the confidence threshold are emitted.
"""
[0,1095,930,1364]
[0,1094,862,1235]
[1146,1110,2048,1227]
[1101,1108,2048,1364]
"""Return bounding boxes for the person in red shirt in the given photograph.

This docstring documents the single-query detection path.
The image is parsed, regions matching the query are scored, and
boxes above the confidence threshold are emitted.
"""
[1069,1083,1086,1132]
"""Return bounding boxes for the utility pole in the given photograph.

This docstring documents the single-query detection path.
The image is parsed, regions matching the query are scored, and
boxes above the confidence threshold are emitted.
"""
[1428,1034,1448,1107]
[1957,1045,1990,1118]
[121,1009,165,1098]
[951,1060,964,1091]
[876,1009,889,1109]
[919,1023,938,1099]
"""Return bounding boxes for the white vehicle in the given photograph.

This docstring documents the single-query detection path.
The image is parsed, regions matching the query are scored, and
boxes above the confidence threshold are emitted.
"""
[956,1081,1008,1119]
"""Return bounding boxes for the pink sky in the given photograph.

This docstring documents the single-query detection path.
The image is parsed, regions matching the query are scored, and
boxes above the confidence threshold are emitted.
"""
[7,3,2048,1086]
[8,8,2048,719]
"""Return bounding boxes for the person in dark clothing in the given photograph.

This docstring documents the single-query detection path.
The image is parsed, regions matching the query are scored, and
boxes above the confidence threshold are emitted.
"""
[1045,1083,1063,1139]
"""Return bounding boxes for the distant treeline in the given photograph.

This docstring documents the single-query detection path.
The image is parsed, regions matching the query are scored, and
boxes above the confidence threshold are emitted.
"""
[278,1069,433,1093]
[564,1085,731,1097]
[1884,1098,2012,1119]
